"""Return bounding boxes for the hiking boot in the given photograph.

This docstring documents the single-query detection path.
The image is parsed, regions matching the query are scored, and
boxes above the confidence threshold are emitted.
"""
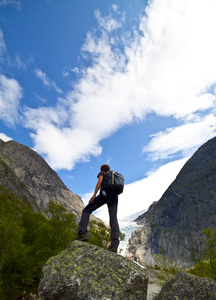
[108,246,118,253]
[74,233,88,242]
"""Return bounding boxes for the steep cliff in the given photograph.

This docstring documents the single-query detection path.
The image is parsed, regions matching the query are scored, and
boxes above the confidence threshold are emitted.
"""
[0,139,84,216]
[126,137,216,267]
[0,158,40,212]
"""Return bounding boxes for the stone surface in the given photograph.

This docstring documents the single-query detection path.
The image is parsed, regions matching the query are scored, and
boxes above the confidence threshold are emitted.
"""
[0,139,84,216]
[126,137,216,267]
[0,159,40,212]
[145,269,173,300]
[155,271,216,300]
[38,240,148,300]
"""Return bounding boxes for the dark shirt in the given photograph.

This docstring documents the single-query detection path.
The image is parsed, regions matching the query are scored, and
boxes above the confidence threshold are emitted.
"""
[97,170,107,178]
[97,170,107,183]
[97,171,109,190]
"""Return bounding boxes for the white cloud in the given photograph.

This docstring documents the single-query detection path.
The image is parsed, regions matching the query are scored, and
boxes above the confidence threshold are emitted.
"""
[0,74,22,126]
[35,69,50,86]
[23,105,102,169]
[95,6,124,33]
[15,55,27,70]
[0,29,6,61]
[81,191,93,207]
[143,114,216,160]
[0,132,12,141]
[123,158,188,218]
[35,68,62,93]
[0,0,20,10]
[124,0,216,118]
[0,33,23,125]
[86,158,188,222]
[24,0,216,170]
[30,125,102,170]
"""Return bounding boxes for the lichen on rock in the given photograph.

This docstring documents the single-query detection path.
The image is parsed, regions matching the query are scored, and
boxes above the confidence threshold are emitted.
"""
[38,240,148,300]
[155,271,216,300]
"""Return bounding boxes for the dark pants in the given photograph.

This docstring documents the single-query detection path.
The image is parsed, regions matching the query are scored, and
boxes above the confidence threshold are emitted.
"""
[78,192,120,248]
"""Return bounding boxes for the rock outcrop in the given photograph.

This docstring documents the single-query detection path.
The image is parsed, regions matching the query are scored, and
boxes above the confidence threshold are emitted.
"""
[155,271,216,300]
[38,240,148,300]
[126,137,216,267]
[0,159,40,212]
[0,139,84,216]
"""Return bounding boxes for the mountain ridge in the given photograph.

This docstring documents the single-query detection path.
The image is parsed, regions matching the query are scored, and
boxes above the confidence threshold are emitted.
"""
[0,139,84,216]
[126,136,216,267]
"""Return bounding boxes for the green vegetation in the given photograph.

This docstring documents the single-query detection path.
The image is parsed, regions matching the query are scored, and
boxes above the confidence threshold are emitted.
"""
[0,191,113,300]
[152,249,182,275]
[188,228,216,280]
[88,220,125,249]
[88,220,110,248]
[151,228,216,282]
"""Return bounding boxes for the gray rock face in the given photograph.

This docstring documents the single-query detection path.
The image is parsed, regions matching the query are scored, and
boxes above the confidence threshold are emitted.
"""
[38,240,148,300]
[0,139,84,216]
[0,159,40,211]
[155,272,216,300]
[126,137,216,267]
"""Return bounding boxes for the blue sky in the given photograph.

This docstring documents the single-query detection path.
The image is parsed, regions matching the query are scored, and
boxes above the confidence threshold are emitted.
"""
[1,0,216,222]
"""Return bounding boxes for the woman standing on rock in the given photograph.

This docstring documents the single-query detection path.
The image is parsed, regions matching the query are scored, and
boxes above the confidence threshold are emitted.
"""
[75,164,121,253]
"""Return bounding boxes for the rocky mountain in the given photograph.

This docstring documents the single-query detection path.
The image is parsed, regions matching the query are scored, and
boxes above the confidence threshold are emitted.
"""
[0,139,84,216]
[126,137,216,267]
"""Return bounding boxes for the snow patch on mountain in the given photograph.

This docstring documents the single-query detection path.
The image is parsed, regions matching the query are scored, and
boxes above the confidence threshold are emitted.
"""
[119,210,146,255]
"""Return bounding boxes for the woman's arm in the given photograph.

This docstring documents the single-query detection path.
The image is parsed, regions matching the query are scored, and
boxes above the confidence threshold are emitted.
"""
[89,175,103,204]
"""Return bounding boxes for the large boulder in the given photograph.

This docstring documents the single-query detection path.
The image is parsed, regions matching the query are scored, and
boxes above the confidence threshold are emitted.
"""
[38,241,148,300]
[155,271,216,300]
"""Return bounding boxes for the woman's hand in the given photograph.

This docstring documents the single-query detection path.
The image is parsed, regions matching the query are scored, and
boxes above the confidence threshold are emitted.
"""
[89,196,95,204]
[88,175,103,205]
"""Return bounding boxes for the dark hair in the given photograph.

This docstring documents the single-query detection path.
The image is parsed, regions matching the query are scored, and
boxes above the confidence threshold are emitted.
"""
[100,164,110,172]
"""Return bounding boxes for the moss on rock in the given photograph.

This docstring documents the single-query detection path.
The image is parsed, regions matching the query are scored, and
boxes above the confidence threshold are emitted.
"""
[38,241,148,300]
[155,271,216,300]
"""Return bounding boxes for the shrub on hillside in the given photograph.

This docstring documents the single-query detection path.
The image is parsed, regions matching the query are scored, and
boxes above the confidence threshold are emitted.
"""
[0,198,112,300]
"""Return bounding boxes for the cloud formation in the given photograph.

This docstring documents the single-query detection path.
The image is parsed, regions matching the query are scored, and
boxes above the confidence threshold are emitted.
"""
[0,29,7,67]
[23,0,216,170]
[0,132,12,141]
[95,5,125,33]
[0,0,20,10]
[143,114,216,160]
[0,74,22,126]
[35,68,63,94]
[0,29,23,127]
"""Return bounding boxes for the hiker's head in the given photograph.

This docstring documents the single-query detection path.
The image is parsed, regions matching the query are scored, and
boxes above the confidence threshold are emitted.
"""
[101,164,110,172]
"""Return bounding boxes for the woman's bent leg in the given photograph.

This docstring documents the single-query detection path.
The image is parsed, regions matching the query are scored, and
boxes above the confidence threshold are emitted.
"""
[78,194,106,235]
